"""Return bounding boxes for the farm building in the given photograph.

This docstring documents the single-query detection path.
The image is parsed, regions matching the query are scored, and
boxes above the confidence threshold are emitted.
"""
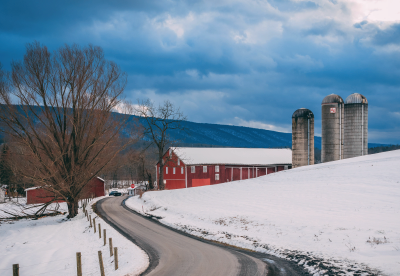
[156,147,292,190]
[26,177,105,204]
[127,185,147,196]
[0,186,5,202]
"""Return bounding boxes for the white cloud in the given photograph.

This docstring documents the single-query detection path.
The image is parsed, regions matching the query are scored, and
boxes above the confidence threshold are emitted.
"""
[185,69,199,77]
[228,117,291,133]
[158,13,195,38]
[232,20,283,45]
[347,0,400,23]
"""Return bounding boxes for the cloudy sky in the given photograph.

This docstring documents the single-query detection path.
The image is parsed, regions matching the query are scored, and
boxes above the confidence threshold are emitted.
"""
[1,0,399,144]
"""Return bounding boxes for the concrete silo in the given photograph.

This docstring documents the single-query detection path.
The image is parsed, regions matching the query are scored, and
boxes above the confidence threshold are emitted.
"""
[292,108,314,168]
[321,94,344,162]
[344,93,368,158]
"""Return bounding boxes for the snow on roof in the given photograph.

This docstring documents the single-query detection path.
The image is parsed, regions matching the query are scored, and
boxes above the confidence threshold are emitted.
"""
[25,186,41,191]
[96,176,105,182]
[171,147,292,166]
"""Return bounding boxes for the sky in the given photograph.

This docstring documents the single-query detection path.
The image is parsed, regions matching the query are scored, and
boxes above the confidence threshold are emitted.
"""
[1,0,399,144]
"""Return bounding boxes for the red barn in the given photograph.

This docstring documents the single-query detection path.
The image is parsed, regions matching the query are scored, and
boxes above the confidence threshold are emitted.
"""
[156,147,292,190]
[26,177,105,204]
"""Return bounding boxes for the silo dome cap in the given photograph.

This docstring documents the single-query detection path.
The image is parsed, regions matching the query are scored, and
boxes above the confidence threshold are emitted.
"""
[292,108,314,118]
[322,94,344,104]
[345,93,368,104]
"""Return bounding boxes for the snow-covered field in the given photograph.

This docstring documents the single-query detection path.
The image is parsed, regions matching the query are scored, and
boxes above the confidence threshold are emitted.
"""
[0,197,149,276]
[126,150,400,275]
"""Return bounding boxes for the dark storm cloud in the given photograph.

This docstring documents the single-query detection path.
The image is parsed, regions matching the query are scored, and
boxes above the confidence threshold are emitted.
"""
[0,0,399,144]
[371,23,400,46]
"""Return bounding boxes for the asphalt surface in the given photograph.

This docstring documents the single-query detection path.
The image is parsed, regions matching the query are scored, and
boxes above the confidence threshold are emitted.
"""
[97,196,310,276]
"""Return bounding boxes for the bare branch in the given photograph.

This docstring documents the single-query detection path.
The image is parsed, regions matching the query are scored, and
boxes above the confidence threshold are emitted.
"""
[134,99,187,190]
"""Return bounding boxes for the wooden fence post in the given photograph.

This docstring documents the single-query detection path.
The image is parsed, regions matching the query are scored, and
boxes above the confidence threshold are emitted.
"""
[109,238,113,257]
[94,218,96,233]
[114,247,118,270]
[13,264,19,276]
[89,215,92,227]
[99,223,101,238]
[104,229,106,246]
[98,251,105,276]
[76,252,82,276]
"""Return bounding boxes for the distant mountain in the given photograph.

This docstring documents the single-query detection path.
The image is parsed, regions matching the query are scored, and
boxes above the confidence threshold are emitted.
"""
[2,106,388,149]
[134,116,386,149]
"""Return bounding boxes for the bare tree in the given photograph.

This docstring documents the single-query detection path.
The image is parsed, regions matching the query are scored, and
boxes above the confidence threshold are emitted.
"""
[128,149,157,190]
[135,99,186,190]
[0,42,135,218]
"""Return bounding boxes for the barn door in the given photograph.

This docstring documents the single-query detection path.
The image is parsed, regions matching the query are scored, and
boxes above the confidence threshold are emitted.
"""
[225,167,232,182]
[232,168,241,181]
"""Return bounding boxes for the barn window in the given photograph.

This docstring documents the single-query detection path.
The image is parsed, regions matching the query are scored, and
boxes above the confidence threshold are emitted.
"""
[191,166,195,173]
[166,167,168,174]
[173,167,176,174]
[284,165,288,170]
[178,159,180,165]
[169,149,172,156]
[203,166,207,173]
[181,167,184,174]
[215,165,219,172]
[215,174,219,180]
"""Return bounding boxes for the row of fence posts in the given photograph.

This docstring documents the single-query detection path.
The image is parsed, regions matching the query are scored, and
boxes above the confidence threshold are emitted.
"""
[11,195,118,276]
[77,197,118,276]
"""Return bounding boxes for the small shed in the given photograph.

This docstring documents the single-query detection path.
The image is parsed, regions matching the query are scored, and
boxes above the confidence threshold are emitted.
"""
[0,187,5,202]
[127,185,146,196]
[127,188,135,196]
[26,177,105,204]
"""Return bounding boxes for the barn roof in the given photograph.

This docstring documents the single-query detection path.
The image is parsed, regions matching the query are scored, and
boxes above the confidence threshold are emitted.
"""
[170,147,292,166]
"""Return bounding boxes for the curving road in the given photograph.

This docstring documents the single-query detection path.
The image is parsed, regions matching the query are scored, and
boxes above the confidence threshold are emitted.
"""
[97,196,308,276]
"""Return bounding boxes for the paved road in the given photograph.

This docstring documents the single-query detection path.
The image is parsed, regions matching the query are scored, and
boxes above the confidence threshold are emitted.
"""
[97,196,308,276]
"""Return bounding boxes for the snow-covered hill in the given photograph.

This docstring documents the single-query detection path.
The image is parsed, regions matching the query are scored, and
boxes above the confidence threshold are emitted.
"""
[126,150,400,275]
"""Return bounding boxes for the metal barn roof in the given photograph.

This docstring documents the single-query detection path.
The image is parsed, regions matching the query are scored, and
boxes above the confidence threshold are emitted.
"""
[171,147,292,166]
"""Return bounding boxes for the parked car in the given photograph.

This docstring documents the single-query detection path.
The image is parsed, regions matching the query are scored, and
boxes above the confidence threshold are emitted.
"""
[109,191,122,196]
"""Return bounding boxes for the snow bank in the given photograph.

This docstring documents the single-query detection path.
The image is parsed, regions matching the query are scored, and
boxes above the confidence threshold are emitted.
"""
[0,197,149,276]
[126,150,400,275]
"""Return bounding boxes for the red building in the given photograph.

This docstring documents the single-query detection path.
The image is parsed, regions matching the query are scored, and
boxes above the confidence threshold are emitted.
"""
[26,177,105,204]
[156,147,292,190]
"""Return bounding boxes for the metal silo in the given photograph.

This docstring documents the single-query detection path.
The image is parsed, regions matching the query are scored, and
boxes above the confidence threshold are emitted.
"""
[321,94,344,162]
[292,108,314,168]
[344,93,368,158]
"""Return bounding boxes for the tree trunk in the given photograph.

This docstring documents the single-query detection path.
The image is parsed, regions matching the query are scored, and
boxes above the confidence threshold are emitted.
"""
[158,163,165,190]
[67,199,79,218]
[147,171,153,190]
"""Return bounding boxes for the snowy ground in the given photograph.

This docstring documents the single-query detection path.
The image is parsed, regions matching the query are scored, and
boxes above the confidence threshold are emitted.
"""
[0,198,67,219]
[126,150,400,275]
[0,197,149,276]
